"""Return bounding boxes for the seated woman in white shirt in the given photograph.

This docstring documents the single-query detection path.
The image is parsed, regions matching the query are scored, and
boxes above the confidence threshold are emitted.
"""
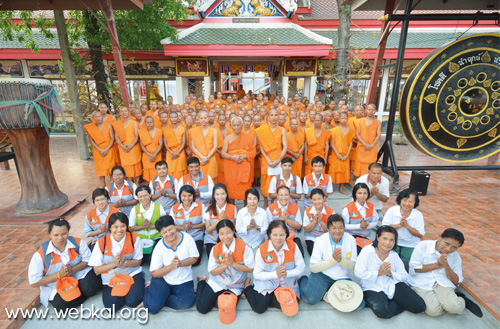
[303,188,335,256]
[106,166,138,215]
[354,225,425,319]
[266,186,304,256]
[300,214,360,306]
[169,185,205,266]
[142,215,199,314]
[342,183,378,254]
[382,189,425,260]
[204,183,237,257]
[84,188,120,249]
[89,213,144,310]
[196,220,254,314]
[129,185,167,263]
[29,218,101,311]
[408,229,481,317]
[235,188,268,249]
[243,220,305,314]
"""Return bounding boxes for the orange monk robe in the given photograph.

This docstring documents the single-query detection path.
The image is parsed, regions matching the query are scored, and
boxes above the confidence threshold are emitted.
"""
[243,127,256,181]
[328,126,354,183]
[348,116,359,168]
[92,114,118,165]
[224,132,256,200]
[278,104,290,115]
[215,126,234,184]
[189,126,218,179]
[353,118,380,177]
[214,99,228,107]
[139,127,162,181]
[228,104,238,112]
[255,125,284,198]
[84,122,116,177]
[163,125,187,180]
[283,122,292,132]
[292,102,305,111]
[286,130,305,177]
[146,110,160,121]
[112,120,142,177]
[304,127,330,175]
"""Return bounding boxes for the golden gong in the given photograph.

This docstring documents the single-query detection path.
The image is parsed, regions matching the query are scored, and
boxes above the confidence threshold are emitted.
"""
[400,33,500,162]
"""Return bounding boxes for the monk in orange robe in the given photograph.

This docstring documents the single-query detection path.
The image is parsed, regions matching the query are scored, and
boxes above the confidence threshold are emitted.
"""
[298,110,311,133]
[255,109,287,208]
[163,112,187,180]
[242,115,257,181]
[292,93,305,111]
[139,116,163,182]
[146,100,160,123]
[354,104,381,178]
[329,112,354,195]
[304,114,330,175]
[252,114,263,182]
[215,114,233,184]
[85,111,116,188]
[189,110,218,180]
[214,92,228,108]
[222,117,256,201]
[348,105,365,184]
[286,119,305,177]
[112,106,142,184]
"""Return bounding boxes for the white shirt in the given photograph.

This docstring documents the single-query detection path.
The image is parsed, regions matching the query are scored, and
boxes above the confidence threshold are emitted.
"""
[149,176,178,207]
[236,207,268,248]
[408,240,463,290]
[207,238,255,295]
[106,182,138,200]
[128,201,167,237]
[88,234,143,283]
[169,202,205,240]
[29,239,92,306]
[382,206,425,247]
[268,174,304,195]
[302,206,333,241]
[254,241,305,293]
[354,245,407,299]
[342,201,378,232]
[310,232,357,280]
[302,173,334,194]
[355,174,390,210]
[175,173,214,204]
[266,202,302,227]
[83,206,111,240]
[150,232,200,285]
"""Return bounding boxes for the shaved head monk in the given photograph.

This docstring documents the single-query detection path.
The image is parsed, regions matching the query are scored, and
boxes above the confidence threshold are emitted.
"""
[85,111,117,188]
[221,116,257,201]
[188,110,218,182]
[112,106,142,184]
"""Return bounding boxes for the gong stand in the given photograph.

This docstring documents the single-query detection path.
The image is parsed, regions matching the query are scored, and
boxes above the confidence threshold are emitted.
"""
[377,0,500,184]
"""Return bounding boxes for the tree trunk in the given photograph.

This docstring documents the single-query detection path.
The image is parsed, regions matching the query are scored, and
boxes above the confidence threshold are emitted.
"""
[54,10,90,160]
[334,0,352,104]
[83,11,111,107]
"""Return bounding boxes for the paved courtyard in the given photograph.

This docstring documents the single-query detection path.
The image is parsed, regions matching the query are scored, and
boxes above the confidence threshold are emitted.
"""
[0,135,498,329]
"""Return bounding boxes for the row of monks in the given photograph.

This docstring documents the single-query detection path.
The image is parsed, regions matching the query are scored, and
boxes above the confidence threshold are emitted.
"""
[84,92,381,200]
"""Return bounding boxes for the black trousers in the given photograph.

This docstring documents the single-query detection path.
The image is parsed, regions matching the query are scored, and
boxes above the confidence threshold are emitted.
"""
[243,285,281,314]
[51,269,102,311]
[102,272,145,310]
[306,240,315,256]
[193,239,204,266]
[364,282,426,319]
[293,237,305,258]
[195,280,237,314]
[205,243,215,258]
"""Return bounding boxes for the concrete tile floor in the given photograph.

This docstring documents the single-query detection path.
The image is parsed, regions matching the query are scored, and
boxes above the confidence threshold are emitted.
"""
[0,135,498,328]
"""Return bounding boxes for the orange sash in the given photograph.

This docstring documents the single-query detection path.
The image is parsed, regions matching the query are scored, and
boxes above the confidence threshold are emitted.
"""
[163,125,179,149]
[190,126,210,155]
[255,124,277,153]
[287,131,300,154]
[85,123,107,147]
[305,127,318,146]
[112,120,126,143]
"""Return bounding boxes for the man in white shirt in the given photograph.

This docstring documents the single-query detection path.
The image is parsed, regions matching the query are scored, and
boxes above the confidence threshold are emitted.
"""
[355,162,390,220]
[268,157,303,204]
[176,157,214,207]
[408,228,482,317]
